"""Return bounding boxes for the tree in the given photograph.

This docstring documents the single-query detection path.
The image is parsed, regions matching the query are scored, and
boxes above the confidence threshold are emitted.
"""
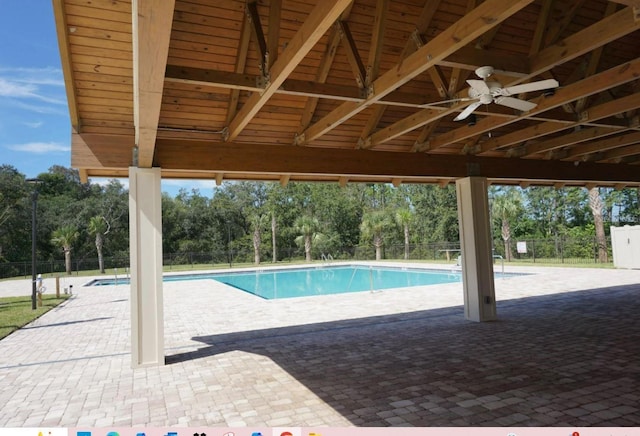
[88,215,110,273]
[51,225,79,275]
[294,215,322,262]
[491,187,521,262]
[360,210,393,261]
[588,187,608,263]
[250,213,269,264]
[395,208,413,260]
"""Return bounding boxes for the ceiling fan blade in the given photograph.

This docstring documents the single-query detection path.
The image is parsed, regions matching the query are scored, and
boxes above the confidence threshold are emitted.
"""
[494,96,537,112]
[453,101,482,121]
[466,79,491,95]
[499,79,559,96]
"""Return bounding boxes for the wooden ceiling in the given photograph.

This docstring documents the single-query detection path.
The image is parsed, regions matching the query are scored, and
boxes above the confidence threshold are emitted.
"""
[54,0,640,187]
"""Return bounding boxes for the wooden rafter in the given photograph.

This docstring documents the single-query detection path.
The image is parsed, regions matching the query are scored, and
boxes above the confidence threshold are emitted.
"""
[563,131,640,159]
[574,2,618,113]
[246,1,268,76]
[543,0,586,47]
[132,0,176,168]
[359,0,442,140]
[226,0,354,142]
[516,127,624,157]
[299,5,353,131]
[267,0,282,70]
[52,0,80,132]
[226,12,252,125]
[338,21,366,88]
[365,0,388,87]
[297,0,535,145]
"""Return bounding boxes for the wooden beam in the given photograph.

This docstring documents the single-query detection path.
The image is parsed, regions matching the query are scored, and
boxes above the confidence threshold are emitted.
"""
[365,0,388,87]
[226,0,353,142]
[359,0,442,141]
[299,5,354,131]
[437,47,530,77]
[52,0,80,131]
[246,1,268,75]
[279,174,290,187]
[448,0,477,96]
[215,173,224,186]
[563,131,640,159]
[267,0,282,69]
[150,139,640,184]
[298,0,535,145]
[132,0,176,167]
[597,143,640,162]
[518,127,623,157]
[72,132,640,185]
[299,24,342,130]
[338,21,366,88]
[226,12,252,125]
[542,0,586,47]
[529,7,640,79]
[574,2,618,113]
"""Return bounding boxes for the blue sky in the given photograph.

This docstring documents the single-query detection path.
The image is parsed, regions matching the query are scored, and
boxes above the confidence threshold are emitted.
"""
[0,1,214,197]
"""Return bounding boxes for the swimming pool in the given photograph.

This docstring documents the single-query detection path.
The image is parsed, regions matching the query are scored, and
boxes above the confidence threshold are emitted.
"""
[86,264,520,300]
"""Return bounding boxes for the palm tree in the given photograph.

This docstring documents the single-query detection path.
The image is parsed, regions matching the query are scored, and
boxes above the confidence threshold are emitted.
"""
[395,208,413,260]
[360,210,392,261]
[51,225,79,275]
[250,213,269,264]
[294,215,321,262]
[88,215,110,273]
[491,188,521,262]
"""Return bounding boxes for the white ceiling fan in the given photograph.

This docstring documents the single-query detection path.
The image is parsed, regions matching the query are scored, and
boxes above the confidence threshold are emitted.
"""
[447,66,559,121]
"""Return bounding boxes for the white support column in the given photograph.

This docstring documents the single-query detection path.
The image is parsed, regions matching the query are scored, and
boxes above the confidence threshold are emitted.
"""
[129,166,164,367]
[455,177,497,322]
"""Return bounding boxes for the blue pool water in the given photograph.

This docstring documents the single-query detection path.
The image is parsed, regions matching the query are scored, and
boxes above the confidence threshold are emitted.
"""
[87,265,523,299]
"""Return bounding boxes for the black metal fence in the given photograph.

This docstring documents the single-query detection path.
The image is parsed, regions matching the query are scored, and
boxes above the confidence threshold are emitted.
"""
[0,237,613,280]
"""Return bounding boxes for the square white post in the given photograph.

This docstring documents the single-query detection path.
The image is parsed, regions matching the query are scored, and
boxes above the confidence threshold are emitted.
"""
[456,177,497,322]
[129,167,164,367]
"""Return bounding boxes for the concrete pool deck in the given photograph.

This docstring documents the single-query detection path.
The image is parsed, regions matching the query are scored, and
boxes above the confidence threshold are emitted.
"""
[0,262,639,428]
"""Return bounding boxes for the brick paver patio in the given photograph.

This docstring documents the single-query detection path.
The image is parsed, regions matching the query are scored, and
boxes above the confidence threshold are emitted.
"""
[0,263,638,427]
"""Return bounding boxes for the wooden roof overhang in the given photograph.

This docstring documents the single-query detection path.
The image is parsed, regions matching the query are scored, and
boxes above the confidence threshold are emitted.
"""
[54,0,640,188]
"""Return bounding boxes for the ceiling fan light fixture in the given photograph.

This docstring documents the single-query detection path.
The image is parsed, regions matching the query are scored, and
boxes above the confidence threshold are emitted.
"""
[467,114,477,126]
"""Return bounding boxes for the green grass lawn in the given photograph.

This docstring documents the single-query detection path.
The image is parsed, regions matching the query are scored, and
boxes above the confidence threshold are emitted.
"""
[0,294,70,340]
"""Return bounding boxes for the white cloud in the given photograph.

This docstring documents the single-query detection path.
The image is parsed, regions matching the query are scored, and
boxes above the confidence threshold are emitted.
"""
[23,121,43,128]
[7,141,70,153]
[0,67,67,115]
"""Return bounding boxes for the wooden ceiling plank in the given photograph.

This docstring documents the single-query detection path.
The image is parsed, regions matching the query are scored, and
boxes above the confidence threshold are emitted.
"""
[226,11,252,125]
[338,21,367,88]
[133,0,176,168]
[427,57,640,152]
[267,0,282,70]
[246,1,268,76]
[298,0,535,145]
[53,0,81,132]
[226,0,353,142]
